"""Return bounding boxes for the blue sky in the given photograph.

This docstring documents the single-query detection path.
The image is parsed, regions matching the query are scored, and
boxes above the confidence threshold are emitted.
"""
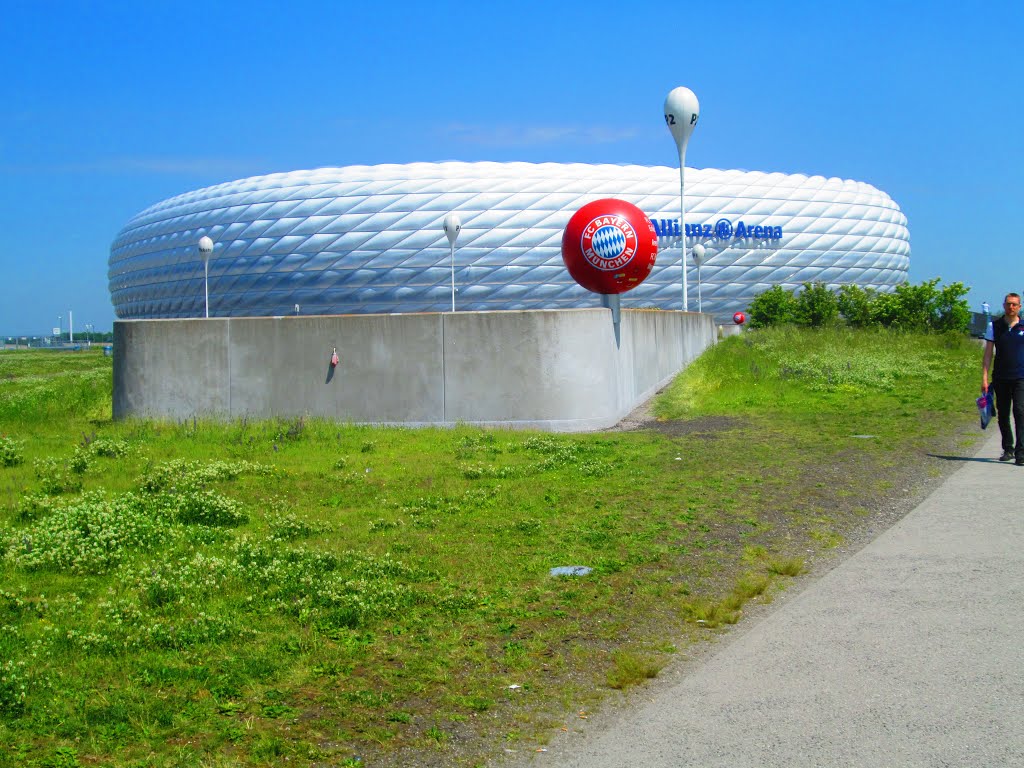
[1,0,1021,335]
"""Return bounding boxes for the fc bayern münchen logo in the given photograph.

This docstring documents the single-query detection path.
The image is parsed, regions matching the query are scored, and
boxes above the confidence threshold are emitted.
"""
[580,216,638,271]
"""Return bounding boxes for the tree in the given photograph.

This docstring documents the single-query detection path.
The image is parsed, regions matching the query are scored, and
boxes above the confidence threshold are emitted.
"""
[933,281,971,333]
[837,285,875,328]
[891,279,940,331]
[794,282,839,327]
[747,285,796,328]
[746,277,971,334]
[869,291,902,328]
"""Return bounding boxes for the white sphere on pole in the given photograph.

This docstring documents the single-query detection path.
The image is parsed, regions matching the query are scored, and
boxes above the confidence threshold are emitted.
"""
[691,242,706,267]
[443,213,462,246]
[664,86,700,312]
[198,236,214,318]
[663,87,700,151]
[443,213,462,312]
[198,235,214,261]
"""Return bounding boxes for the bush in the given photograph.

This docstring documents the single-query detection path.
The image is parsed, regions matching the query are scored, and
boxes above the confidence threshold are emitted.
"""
[934,282,972,333]
[747,286,796,328]
[747,278,970,333]
[794,282,839,327]
[836,285,875,328]
[868,290,901,327]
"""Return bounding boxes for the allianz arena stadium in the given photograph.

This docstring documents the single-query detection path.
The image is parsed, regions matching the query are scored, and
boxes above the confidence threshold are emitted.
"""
[109,162,910,323]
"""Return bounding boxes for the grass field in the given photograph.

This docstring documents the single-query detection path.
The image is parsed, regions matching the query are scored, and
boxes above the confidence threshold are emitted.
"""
[0,328,981,767]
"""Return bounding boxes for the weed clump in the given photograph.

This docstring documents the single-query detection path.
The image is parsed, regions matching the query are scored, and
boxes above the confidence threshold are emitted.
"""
[606,651,663,689]
[768,557,804,577]
[32,457,83,495]
[0,435,24,467]
[4,492,170,574]
[266,509,332,541]
[89,437,131,458]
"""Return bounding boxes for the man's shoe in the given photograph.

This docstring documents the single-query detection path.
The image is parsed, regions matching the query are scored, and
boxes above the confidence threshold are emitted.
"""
[1016,456,1024,466]
[999,450,1014,461]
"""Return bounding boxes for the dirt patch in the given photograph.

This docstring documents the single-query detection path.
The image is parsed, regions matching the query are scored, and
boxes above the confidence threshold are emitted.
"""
[606,393,746,438]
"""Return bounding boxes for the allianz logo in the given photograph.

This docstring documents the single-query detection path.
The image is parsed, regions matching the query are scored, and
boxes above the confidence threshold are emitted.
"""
[651,217,783,242]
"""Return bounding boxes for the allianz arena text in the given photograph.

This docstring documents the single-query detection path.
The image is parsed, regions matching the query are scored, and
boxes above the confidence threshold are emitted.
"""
[109,162,910,323]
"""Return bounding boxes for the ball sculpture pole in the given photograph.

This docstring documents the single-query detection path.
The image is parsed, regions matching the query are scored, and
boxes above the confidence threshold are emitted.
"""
[561,198,659,346]
[198,236,214,318]
[663,87,700,312]
[691,242,706,314]
[443,213,462,312]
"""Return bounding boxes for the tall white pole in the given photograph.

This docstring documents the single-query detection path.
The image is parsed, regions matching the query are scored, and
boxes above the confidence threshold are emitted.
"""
[69,311,73,343]
[443,213,462,313]
[697,262,702,312]
[678,149,687,311]
[692,243,706,314]
[198,236,214,318]
[664,87,700,312]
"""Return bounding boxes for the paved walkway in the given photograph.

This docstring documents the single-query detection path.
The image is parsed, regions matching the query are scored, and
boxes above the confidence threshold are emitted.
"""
[536,433,1024,767]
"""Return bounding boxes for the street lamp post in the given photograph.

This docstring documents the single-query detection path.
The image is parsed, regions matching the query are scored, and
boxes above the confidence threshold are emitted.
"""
[663,87,700,312]
[198,236,214,318]
[443,213,462,312]
[691,243,706,313]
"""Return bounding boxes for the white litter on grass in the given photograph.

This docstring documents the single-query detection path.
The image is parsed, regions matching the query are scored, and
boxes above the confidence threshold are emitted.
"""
[507,684,522,690]
[550,566,593,577]
[850,434,877,439]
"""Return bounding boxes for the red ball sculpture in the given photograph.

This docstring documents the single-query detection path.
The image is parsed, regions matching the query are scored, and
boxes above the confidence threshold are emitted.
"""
[733,311,746,325]
[561,198,658,295]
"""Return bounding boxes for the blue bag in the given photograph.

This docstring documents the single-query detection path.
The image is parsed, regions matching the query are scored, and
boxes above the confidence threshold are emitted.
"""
[977,389,995,429]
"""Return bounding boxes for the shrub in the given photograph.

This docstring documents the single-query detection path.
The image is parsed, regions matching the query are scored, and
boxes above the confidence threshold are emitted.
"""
[794,282,839,327]
[748,278,970,333]
[837,285,875,328]
[934,281,972,333]
[891,281,936,330]
[747,285,796,328]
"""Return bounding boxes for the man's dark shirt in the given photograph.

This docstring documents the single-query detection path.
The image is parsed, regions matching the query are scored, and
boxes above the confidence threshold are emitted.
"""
[988,317,1024,380]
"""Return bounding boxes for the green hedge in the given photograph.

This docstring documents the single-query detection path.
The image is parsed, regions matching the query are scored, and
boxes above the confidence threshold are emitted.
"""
[747,278,970,333]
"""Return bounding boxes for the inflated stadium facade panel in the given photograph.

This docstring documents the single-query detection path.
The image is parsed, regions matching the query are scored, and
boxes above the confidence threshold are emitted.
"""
[109,162,910,322]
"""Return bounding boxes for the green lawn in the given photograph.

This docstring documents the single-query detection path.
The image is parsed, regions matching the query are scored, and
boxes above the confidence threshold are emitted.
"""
[0,328,981,767]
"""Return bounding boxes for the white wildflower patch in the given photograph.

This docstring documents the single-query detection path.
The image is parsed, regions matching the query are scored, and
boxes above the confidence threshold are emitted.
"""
[0,435,25,467]
[4,491,169,574]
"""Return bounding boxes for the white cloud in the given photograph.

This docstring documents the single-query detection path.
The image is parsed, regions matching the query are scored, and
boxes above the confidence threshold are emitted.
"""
[1,155,262,176]
[440,122,638,148]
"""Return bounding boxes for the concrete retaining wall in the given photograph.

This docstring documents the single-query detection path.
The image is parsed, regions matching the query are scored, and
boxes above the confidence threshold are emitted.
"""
[113,309,716,432]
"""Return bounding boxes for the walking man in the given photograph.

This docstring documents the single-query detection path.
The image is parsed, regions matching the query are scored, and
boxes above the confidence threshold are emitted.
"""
[982,293,1024,465]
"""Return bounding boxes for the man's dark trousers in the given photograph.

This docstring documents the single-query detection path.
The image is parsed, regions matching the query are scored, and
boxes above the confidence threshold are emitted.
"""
[992,379,1024,459]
